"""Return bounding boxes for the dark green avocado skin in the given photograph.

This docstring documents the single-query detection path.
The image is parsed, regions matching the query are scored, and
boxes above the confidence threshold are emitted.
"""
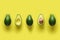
[26,15,33,26]
[4,15,11,26]
[49,14,56,26]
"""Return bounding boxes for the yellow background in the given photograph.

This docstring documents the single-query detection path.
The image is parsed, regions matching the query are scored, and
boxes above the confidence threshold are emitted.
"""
[0,0,60,40]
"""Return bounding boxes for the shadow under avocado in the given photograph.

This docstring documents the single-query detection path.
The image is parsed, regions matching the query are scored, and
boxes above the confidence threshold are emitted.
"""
[37,22,45,32]
[48,25,57,33]
[15,24,22,32]
[3,24,11,32]
[27,25,33,32]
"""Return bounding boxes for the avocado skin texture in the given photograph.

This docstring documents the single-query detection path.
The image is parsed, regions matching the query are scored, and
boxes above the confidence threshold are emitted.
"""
[26,15,33,26]
[49,14,56,26]
[4,15,11,26]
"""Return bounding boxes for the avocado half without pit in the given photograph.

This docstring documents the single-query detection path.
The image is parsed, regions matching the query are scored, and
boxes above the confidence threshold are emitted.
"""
[15,14,22,27]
